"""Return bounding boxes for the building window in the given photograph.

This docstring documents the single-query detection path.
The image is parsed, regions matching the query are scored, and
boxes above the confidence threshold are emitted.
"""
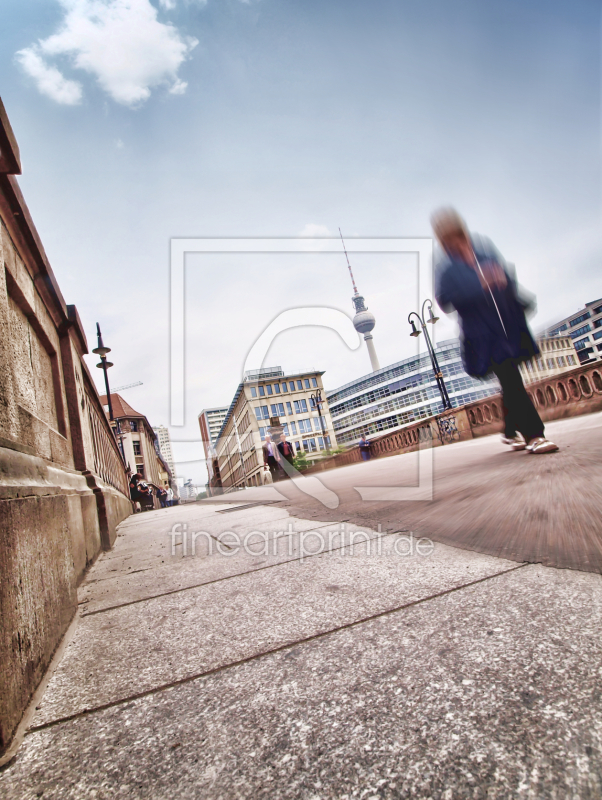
[536,358,544,370]
[137,465,144,477]
[574,338,590,351]
[593,305,602,316]
[296,380,303,390]
[557,356,566,367]
[570,312,591,327]
[593,330,602,341]
[294,399,308,414]
[259,386,265,397]
[255,406,269,420]
[298,419,312,433]
[271,403,285,417]
[570,324,591,339]
[266,384,273,395]
[281,383,288,392]
[312,377,318,387]
[289,421,297,435]
[259,427,267,440]
[549,324,567,335]
[133,442,141,455]
[303,438,317,452]
[546,358,556,369]
[282,422,289,436]
[289,381,295,392]
[313,416,327,431]
[250,386,257,398]
[274,383,280,394]
[295,441,301,452]
[304,378,310,389]
[567,354,576,365]
[130,420,138,432]
[286,401,293,415]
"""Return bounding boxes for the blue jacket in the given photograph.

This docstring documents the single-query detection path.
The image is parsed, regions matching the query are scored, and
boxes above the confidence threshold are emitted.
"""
[435,234,538,377]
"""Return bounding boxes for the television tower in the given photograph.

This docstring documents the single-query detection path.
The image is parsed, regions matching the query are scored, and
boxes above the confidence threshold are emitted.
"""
[339,229,380,373]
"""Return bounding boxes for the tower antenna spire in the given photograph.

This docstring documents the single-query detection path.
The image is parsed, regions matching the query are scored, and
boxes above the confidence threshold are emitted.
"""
[339,228,358,294]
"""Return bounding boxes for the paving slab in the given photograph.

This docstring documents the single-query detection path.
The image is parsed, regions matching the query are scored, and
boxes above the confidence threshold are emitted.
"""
[2,565,601,800]
[86,504,298,580]
[32,537,519,727]
[80,519,390,614]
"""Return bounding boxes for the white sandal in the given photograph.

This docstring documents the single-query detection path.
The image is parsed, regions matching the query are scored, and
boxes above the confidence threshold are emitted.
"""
[528,437,559,454]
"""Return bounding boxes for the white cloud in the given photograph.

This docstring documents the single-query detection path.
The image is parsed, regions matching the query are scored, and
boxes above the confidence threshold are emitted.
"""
[16,47,83,105]
[169,78,187,94]
[16,0,198,107]
[158,0,176,8]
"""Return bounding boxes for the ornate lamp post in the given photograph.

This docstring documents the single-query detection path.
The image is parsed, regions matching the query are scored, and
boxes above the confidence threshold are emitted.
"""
[310,387,328,447]
[92,323,127,464]
[408,299,453,412]
[92,323,114,419]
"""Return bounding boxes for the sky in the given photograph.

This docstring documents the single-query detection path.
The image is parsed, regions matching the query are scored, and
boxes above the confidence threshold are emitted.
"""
[1,0,600,485]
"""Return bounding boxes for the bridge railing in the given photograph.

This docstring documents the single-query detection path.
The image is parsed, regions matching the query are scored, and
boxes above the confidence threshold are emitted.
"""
[304,361,602,474]
[83,370,130,497]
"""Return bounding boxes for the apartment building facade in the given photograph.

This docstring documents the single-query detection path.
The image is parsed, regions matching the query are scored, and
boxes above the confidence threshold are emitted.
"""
[101,394,174,501]
[542,299,602,365]
[519,334,578,385]
[215,367,336,488]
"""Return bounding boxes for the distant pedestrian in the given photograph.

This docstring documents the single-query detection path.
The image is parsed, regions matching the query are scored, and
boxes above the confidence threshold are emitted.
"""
[262,434,280,481]
[158,487,168,508]
[277,433,295,478]
[261,464,273,485]
[129,473,144,511]
[166,487,174,507]
[358,435,371,461]
[136,479,154,511]
[432,207,558,454]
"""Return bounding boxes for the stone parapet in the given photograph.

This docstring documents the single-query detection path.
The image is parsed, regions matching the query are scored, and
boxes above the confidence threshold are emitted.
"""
[0,98,132,757]
[304,361,602,475]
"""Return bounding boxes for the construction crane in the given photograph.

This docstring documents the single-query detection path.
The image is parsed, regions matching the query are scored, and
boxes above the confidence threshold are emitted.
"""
[112,381,143,392]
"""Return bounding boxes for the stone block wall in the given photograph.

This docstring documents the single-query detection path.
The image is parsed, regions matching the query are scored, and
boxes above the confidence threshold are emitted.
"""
[0,99,132,756]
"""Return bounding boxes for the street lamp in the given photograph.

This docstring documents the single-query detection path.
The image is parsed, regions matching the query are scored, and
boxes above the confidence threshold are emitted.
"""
[408,299,452,412]
[92,324,128,466]
[92,323,115,420]
[310,387,328,449]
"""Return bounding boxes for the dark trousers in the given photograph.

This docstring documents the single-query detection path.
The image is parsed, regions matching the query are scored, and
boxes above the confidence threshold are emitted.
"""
[266,455,279,480]
[491,360,544,442]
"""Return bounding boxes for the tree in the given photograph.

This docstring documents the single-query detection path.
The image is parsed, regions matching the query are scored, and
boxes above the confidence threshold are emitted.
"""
[293,450,309,471]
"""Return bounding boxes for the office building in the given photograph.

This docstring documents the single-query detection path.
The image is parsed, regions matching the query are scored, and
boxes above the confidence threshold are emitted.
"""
[326,339,499,446]
[542,299,602,365]
[214,367,336,488]
[153,425,177,479]
[198,406,229,492]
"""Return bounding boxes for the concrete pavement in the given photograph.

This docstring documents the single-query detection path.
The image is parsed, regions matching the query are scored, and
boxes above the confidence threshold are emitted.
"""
[1,416,602,798]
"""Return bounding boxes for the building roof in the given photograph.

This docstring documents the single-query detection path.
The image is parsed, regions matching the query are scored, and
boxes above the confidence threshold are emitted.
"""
[99,393,144,419]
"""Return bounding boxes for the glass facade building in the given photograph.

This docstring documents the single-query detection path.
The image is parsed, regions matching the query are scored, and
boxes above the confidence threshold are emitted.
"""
[327,339,498,446]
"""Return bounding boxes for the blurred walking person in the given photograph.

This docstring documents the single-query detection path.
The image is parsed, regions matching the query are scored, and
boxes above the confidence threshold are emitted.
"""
[262,434,280,481]
[277,432,296,478]
[432,208,558,454]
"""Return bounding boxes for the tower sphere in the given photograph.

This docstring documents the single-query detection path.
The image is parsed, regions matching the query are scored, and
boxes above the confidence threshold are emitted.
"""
[353,309,376,335]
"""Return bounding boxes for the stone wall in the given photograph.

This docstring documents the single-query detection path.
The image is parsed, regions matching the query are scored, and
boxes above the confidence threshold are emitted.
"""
[0,99,132,755]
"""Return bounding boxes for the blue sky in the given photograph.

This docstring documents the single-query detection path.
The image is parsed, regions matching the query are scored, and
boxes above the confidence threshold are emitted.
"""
[2,0,600,483]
